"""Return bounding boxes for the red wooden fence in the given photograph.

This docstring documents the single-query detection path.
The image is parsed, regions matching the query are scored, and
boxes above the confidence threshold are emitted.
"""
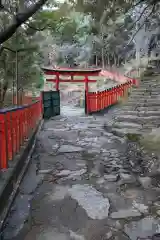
[0,79,134,169]
[87,81,132,114]
[0,100,42,169]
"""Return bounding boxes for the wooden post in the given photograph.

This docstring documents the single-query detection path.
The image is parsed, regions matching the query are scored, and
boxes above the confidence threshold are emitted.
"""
[85,75,89,114]
[55,72,59,91]
[0,113,7,169]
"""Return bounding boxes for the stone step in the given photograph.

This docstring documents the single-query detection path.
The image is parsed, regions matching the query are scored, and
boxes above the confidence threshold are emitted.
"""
[125,101,160,107]
[138,86,160,90]
[141,78,160,81]
[140,84,160,87]
[130,91,159,95]
[137,106,160,111]
[130,95,159,99]
[122,106,160,112]
[140,80,160,84]
[134,89,160,93]
[132,87,159,90]
[112,121,142,129]
[126,101,160,106]
[111,127,142,138]
[125,102,160,107]
[141,79,160,82]
[139,79,160,82]
[141,76,160,79]
[143,79,160,82]
[127,99,160,104]
[129,95,159,100]
[115,115,160,124]
[121,110,160,117]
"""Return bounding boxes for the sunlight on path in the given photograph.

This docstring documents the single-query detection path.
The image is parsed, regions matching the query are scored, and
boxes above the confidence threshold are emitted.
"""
[61,105,85,117]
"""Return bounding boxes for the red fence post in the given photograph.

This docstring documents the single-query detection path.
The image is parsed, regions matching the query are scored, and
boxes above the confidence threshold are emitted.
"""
[102,91,104,109]
[110,88,112,105]
[113,87,115,104]
[85,76,89,114]
[115,87,117,103]
[109,89,111,105]
[103,91,105,109]
[85,81,130,114]
[108,89,110,106]
[100,91,102,110]
[0,100,42,170]
[106,90,109,107]
[122,84,124,97]
[6,111,13,161]
[97,91,99,111]
[0,112,7,169]
[104,90,107,107]
[55,72,60,91]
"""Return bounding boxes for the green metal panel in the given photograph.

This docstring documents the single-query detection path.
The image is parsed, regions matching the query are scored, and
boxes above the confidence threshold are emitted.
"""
[43,107,53,119]
[42,91,60,119]
[53,106,60,115]
[51,91,60,115]
[43,100,52,108]
[43,92,52,100]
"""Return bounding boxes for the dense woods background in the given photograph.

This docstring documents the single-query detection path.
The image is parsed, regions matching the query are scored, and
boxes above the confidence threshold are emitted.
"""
[0,0,159,106]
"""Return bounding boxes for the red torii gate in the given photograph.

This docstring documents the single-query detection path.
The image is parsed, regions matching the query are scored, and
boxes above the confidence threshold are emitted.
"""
[42,67,102,91]
[41,67,134,115]
[42,67,102,113]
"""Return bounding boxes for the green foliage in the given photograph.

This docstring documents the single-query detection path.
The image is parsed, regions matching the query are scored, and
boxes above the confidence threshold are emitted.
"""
[140,130,160,154]
[0,0,158,107]
[0,25,43,106]
[126,133,142,142]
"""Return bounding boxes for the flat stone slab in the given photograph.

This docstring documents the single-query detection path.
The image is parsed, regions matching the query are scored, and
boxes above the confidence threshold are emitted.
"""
[46,128,70,131]
[124,217,160,240]
[132,201,148,213]
[104,174,118,182]
[56,170,72,176]
[111,209,141,219]
[119,173,136,184]
[3,194,32,239]
[68,184,110,220]
[138,177,152,189]
[58,145,84,153]
[56,169,87,180]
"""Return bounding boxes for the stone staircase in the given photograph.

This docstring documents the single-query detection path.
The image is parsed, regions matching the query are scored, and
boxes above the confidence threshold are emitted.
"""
[104,66,160,175]
[105,71,160,139]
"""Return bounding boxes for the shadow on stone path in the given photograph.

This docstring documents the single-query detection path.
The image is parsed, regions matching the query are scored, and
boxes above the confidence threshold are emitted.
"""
[2,106,160,240]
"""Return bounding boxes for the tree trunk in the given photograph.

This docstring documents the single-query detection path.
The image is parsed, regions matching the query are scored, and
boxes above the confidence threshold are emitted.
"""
[0,81,8,108]
[0,0,48,44]
[113,53,116,66]
[95,55,98,66]
[101,47,105,69]
[107,54,110,68]
[117,56,119,67]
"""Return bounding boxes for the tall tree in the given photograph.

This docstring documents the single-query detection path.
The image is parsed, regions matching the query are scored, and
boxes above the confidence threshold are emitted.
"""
[0,0,48,45]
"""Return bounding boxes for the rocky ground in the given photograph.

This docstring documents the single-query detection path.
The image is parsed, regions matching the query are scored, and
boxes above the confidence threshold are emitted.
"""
[2,103,160,240]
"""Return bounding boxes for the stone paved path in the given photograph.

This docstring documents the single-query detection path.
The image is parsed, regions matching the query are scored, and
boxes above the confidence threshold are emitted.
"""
[3,105,160,240]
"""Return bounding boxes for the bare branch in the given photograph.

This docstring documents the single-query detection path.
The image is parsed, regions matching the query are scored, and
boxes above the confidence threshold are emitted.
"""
[0,0,48,44]
[126,0,146,12]
[127,3,156,46]
[129,4,150,31]
[1,46,15,53]
[125,0,158,14]
[25,22,46,31]
[120,0,157,30]
[0,46,37,54]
